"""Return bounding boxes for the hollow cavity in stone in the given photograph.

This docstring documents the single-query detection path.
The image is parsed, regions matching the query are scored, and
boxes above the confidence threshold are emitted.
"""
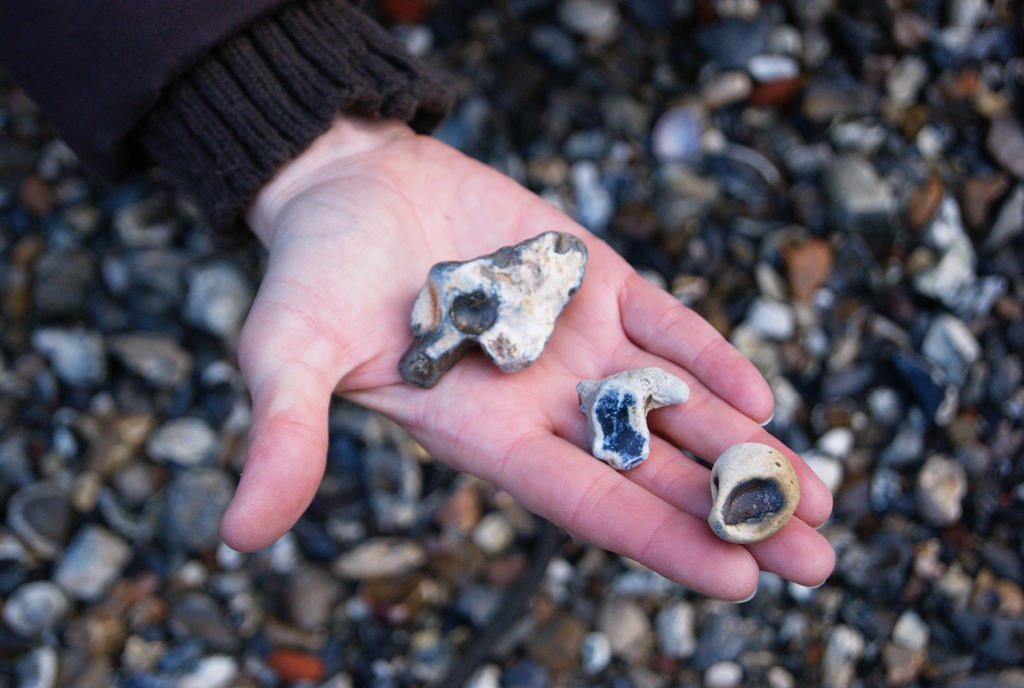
[708,443,799,543]
[578,368,690,470]
[399,232,588,388]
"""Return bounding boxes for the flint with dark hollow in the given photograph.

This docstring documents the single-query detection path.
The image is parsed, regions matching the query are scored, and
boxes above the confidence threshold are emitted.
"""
[577,367,691,470]
[707,443,800,544]
[399,231,588,388]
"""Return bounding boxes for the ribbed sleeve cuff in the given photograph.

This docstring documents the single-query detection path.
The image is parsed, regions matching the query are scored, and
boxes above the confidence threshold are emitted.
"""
[137,0,455,233]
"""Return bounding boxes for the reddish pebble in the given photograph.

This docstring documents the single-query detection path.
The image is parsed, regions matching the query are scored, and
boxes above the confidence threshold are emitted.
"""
[749,78,800,108]
[269,649,326,682]
[379,0,425,22]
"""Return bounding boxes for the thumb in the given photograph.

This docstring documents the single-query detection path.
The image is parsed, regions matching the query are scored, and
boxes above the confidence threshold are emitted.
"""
[220,359,333,551]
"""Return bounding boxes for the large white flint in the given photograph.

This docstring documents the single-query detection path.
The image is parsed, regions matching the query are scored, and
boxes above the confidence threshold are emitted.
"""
[399,232,587,388]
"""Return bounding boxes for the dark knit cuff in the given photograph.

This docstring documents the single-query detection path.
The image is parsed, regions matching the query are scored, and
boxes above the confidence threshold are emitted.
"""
[137,0,455,233]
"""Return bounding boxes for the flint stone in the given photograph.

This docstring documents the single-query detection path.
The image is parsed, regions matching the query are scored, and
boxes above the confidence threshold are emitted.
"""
[399,232,587,388]
[708,443,800,544]
[578,368,689,470]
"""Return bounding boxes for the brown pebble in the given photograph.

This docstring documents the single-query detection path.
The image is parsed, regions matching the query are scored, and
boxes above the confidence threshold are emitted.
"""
[268,649,326,682]
[893,12,930,49]
[18,175,56,216]
[613,203,659,240]
[749,78,800,108]
[961,175,1009,230]
[527,614,586,674]
[782,239,833,302]
[908,177,945,228]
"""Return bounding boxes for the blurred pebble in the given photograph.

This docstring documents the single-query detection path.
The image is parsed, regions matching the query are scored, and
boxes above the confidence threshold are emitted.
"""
[655,601,696,659]
[31,327,106,387]
[146,417,219,466]
[580,632,612,674]
[54,525,131,601]
[7,482,72,560]
[651,106,704,163]
[473,512,515,555]
[745,297,795,341]
[1,581,70,637]
[558,0,620,42]
[598,598,652,662]
[986,116,1024,178]
[916,455,968,526]
[704,660,743,688]
[162,469,234,552]
[822,625,865,688]
[108,333,193,389]
[180,655,238,688]
[332,539,426,580]
[15,646,58,688]
[892,610,930,651]
[184,262,252,338]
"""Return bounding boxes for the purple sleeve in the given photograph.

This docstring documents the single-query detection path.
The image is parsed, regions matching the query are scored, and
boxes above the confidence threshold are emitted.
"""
[0,0,288,176]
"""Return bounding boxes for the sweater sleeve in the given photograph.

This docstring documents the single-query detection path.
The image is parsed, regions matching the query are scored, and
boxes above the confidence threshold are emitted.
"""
[0,0,456,231]
[137,0,455,230]
[0,0,290,177]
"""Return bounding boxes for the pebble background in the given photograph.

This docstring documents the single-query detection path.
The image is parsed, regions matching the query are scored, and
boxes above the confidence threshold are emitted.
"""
[2,1,1023,687]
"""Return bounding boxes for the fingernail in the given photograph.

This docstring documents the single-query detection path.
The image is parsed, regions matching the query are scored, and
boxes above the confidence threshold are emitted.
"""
[758,411,774,427]
[734,585,758,604]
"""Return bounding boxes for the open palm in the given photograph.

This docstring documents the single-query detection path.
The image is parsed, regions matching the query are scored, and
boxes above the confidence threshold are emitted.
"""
[222,118,834,600]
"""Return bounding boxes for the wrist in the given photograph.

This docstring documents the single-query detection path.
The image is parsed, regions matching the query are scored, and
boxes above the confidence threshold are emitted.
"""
[246,115,415,246]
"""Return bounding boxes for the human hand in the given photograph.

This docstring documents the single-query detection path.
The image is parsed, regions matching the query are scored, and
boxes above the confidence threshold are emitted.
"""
[221,116,835,601]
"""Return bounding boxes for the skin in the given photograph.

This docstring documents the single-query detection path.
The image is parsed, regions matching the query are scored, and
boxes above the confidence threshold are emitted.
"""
[222,116,836,601]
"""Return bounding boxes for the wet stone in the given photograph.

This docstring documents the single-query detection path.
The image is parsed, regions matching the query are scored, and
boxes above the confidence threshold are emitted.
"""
[577,367,689,470]
[399,232,587,388]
